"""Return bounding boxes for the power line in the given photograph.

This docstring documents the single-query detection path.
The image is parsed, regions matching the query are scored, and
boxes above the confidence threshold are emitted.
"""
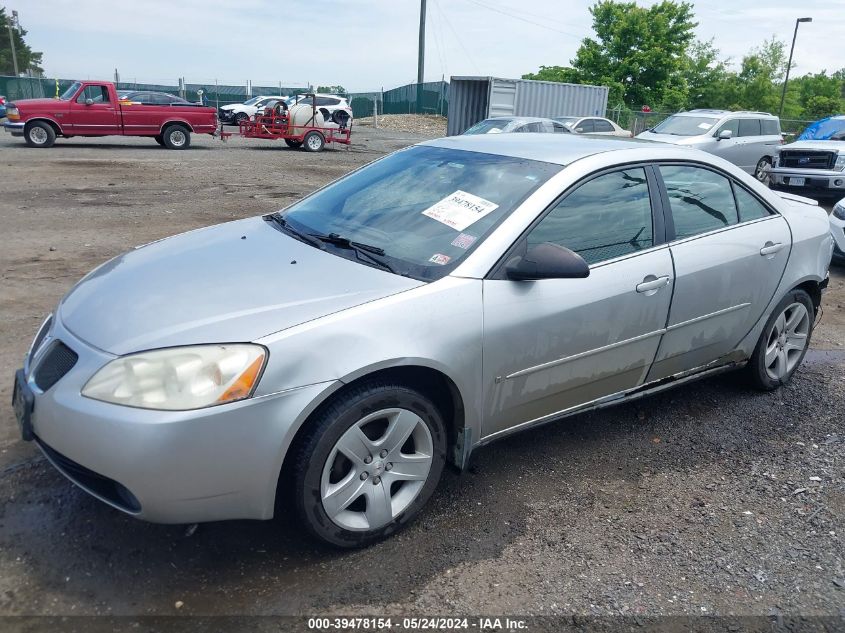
[432,0,482,75]
[459,0,584,39]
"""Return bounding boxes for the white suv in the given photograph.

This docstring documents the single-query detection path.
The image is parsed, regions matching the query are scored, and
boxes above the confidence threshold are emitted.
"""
[637,110,783,182]
[219,96,287,125]
[289,94,354,126]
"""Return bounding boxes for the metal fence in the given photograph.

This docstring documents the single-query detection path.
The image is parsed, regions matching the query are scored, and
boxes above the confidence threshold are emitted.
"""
[348,81,449,119]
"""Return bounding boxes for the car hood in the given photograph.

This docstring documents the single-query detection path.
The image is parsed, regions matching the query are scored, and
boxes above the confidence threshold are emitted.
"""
[779,140,845,151]
[220,104,248,111]
[8,97,67,109]
[59,217,423,355]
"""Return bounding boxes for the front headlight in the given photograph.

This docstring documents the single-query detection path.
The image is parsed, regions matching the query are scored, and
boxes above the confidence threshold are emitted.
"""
[82,344,267,410]
[833,201,845,221]
[834,154,845,172]
[6,105,19,120]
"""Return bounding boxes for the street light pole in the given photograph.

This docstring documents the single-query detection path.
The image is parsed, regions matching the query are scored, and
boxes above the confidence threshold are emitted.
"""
[779,16,812,118]
[6,10,20,76]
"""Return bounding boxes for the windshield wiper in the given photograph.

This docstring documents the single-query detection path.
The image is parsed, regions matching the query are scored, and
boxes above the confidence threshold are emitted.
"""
[265,214,323,248]
[309,232,397,273]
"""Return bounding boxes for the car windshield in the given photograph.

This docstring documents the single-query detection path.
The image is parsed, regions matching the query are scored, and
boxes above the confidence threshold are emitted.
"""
[463,119,514,135]
[59,82,82,101]
[652,115,720,136]
[554,117,578,126]
[278,145,561,281]
[242,96,262,106]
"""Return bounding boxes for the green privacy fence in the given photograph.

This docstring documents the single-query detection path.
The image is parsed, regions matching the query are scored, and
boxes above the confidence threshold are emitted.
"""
[349,81,449,118]
[0,76,308,106]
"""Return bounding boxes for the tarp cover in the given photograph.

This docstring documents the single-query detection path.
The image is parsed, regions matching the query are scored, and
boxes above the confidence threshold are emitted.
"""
[797,116,845,140]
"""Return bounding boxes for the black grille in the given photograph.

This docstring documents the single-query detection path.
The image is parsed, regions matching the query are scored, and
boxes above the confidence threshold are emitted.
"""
[36,437,141,513]
[33,341,78,391]
[780,150,836,170]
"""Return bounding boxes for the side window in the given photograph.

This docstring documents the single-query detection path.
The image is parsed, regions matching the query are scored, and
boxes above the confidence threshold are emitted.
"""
[660,165,739,239]
[525,122,544,133]
[761,119,781,136]
[738,118,761,137]
[552,122,569,134]
[715,119,739,137]
[76,85,110,103]
[577,119,595,133]
[526,168,654,265]
[733,185,772,221]
[594,119,614,132]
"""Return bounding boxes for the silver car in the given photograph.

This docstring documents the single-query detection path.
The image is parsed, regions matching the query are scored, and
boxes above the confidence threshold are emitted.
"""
[637,109,783,182]
[13,135,833,547]
[463,116,569,135]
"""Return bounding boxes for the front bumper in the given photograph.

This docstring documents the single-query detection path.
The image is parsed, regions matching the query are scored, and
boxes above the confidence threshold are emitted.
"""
[770,167,845,193]
[18,313,338,523]
[830,215,845,264]
[3,121,24,136]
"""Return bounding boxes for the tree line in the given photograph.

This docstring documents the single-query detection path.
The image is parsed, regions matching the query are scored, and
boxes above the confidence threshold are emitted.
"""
[522,0,844,122]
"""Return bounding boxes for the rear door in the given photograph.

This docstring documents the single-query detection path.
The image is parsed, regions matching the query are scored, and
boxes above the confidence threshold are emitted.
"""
[482,166,673,439]
[592,119,616,135]
[646,163,790,381]
[66,85,120,135]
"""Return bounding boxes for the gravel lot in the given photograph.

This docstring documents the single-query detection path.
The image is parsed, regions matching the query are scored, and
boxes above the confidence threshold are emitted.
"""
[0,126,843,627]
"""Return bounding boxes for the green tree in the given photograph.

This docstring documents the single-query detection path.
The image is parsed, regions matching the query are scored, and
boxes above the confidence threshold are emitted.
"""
[316,85,347,96]
[0,8,43,75]
[571,0,697,109]
[684,39,731,110]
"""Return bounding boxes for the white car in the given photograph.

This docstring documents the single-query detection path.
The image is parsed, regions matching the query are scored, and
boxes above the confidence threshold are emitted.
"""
[218,95,288,125]
[554,116,631,137]
[463,116,570,135]
[831,197,845,265]
[289,94,354,127]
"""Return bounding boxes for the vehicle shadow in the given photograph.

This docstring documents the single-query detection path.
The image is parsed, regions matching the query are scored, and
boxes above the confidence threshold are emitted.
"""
[0,361,839,615]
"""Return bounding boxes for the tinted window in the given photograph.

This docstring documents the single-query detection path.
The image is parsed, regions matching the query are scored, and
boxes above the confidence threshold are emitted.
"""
[316,97,341,106]
[76,85,110,103]
[733,185,772,221]
[526,168,654,265]
[577,119,595,133]
[552,122,569,134]
[660,165,738,239]
[594,119,614,132]
[738,119,762,137]
[715,119,739,137]
[761,119,780,135]
[520,122,544,133]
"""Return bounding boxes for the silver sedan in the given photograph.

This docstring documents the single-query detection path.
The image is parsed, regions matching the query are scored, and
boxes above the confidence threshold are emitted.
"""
[13,135,834,547]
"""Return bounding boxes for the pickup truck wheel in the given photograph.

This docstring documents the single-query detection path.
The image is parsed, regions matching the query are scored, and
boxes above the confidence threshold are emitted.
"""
[162,125,191,150]
[303,131,325,152]
[24,121,56,148]
[154,134,165,146]
[755,157,771,184]
[284,139,302,148]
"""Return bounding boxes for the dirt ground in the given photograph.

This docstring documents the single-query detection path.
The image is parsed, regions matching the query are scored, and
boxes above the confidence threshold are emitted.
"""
[0,127,843,627]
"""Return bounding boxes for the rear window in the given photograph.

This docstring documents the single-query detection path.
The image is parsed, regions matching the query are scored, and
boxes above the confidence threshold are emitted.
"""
[738,119,762,137]
[761,119,780,135]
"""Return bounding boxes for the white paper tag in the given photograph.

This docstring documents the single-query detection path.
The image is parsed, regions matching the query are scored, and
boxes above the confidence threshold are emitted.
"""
[697,122,713,130]
[421,190,499,231]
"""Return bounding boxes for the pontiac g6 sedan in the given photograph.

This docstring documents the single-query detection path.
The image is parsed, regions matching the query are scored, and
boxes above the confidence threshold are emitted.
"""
[13,135,833,547]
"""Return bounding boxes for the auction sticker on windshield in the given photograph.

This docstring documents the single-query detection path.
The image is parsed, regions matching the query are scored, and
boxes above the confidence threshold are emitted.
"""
[422,190,499,231]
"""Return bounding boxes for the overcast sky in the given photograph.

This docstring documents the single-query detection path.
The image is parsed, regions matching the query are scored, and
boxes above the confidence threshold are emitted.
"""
[21,0,845,92]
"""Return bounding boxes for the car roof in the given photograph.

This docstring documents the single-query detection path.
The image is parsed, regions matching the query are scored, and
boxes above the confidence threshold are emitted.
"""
[484,116,557,124]
[423,133,656,166]
[675,109,777,119]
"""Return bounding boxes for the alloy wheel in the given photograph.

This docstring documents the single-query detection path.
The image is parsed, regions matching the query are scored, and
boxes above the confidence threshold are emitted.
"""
[755,158,771,184]
[169,130,187,147]
[764,302,810,381]
[320,408,433,531]
[29,127,48,145]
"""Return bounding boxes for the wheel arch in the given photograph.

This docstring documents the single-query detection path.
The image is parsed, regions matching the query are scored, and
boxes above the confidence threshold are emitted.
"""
[159,119,194,134]
[25,117,63,136]
[274,362,468,516]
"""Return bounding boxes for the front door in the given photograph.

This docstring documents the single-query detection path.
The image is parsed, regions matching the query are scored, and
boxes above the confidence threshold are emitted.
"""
[647,163,791,381]
[66,85,120,135]
[482,167,674,439]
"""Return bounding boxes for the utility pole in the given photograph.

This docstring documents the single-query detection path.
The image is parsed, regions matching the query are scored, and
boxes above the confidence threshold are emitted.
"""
[779,17,812,118]
[7,9,20,76]
[416,0,426,113]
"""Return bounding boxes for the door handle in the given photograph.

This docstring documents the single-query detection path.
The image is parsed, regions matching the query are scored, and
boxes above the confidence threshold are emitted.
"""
[636,275,670,294]
[760,241,785,257]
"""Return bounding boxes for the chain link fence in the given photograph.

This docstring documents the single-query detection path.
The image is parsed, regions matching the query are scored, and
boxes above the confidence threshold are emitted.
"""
[348,81,449,119]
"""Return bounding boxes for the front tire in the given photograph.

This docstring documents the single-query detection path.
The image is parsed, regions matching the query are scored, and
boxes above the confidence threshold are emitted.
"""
[755,157,771,184]
[746,289,813,390]
[24,121,56,148]
[292,380,447,548]
[162,124,190,150]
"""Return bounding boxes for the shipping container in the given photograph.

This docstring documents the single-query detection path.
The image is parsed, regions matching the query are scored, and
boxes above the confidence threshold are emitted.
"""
[447,76,609,136]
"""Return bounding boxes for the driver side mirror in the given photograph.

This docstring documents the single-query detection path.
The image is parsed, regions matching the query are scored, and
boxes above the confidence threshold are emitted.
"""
[84,98,94,106]
[506,243,590,281]
[717,129,733,140]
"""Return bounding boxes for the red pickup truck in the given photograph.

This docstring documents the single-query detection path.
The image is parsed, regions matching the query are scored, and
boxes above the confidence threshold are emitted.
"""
[3,80,218,149]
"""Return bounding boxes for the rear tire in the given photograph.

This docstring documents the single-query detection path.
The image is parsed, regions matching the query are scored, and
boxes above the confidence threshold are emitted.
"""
[24,121,56,148]
[284,139,302,149]
[292,380,447,548]
[162,124,190,150]
[153,134,165,146]
[303,130,325,152]
[746,289,814,390]
[755,157,771,184]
